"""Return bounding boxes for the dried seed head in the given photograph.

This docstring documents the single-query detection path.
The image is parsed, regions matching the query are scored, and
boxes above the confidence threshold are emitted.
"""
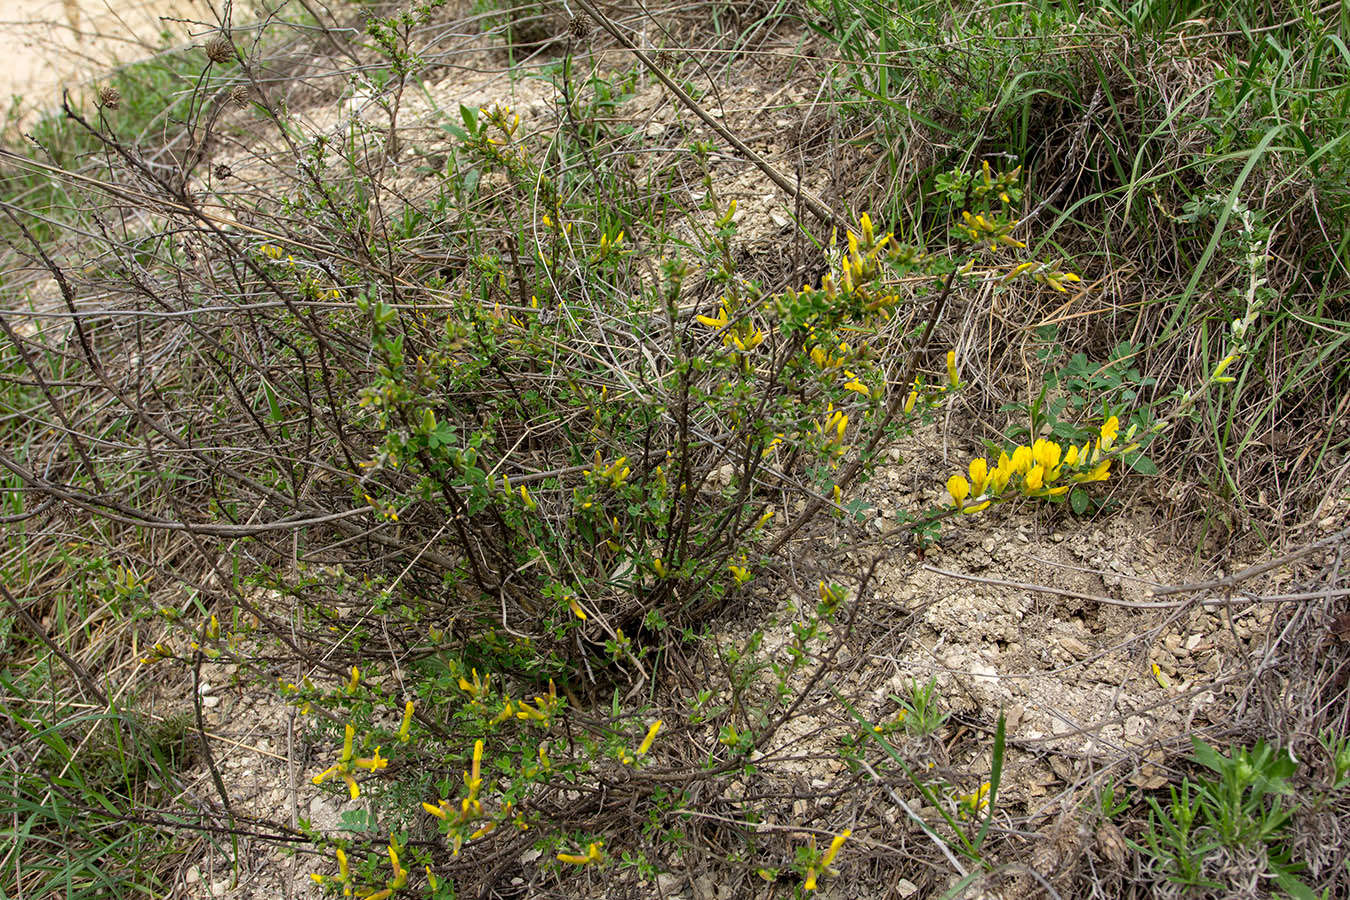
[98,85,121,109]
[654,49,675,69]
[567,15,591,41]
[205,34,234,64]
[214,163,233,180]
[228,85,250,107]
[1095,822,1128,867]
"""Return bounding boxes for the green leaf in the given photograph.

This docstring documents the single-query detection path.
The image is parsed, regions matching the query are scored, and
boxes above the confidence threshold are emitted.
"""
[459,103,479,135]
[1272,868,1318,900]
[974,711,1006,852]
[1190,736,1227,773]
[262,380,281,422]
[1126,452,1158,475]
[1070,487,1090,515]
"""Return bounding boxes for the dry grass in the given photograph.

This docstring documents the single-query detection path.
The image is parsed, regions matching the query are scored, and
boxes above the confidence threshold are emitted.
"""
[1,1,1347,898]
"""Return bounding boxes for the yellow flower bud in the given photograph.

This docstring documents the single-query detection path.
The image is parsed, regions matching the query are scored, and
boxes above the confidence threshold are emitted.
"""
[636,720,663,756]
[947,474,971,507]
[398,701,415,742]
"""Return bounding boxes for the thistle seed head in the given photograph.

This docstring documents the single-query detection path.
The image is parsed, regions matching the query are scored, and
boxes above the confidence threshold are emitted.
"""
[205,34,234,64]
[567,15,592,41]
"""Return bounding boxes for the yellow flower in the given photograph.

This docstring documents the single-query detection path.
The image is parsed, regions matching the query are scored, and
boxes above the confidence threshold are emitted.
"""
[491,699,516,725]
[388,842,408,888]
[903,388,918,414]
[1100,415,1120,451]
[465,739,484,798]
[459,668,490,700]
[1024,465,1044,492]
[696,304,729,330]
[557,841,604,865]
[1212,353,1239,382]
[1073,459,1111,483]
[947,474,970,507]
[989,452,1012,494]
[960,781,991,817]
[1152,662,1169,688]
[357,746,387,772]
[946,350,959,387]
[398,701,415,743]
[1031,439,1061,473]
[729,326,765,352]
[843,376,869,395]
[1010,445,1033,474]
[821,829,850,867]
[636,720,663,756]
[967,458,989,495]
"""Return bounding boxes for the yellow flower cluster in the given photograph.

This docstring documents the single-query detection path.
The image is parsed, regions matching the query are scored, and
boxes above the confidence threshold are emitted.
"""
[814,403,849,456]
[946,417,1122,512]
[783,214,903,324]
[312,839,409,900]
[481,102,520,138]
[557,841,604,866]
[312,723,388,799]
[310,847,352,896]
[278,675,314,713]
[958,781,992,819]
[996,259,1081,292]
[541,212,572,236]
[458,667,492,705]
[807,331,851,370]
[972,161,1018,203]
[422,739,515,853]
[1033,266,1082,293]
[487,678,562,727]
[586,454,632,488]
[592,230,627,262]
[139,641,175,665]
[804,829,850,891]
[958,210,1026,250]
[696,300,765,353]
